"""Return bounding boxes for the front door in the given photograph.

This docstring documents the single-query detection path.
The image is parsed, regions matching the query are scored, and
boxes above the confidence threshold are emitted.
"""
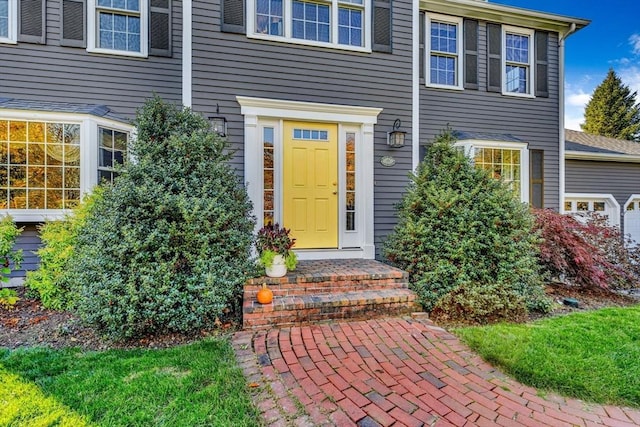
[283,121,338,249]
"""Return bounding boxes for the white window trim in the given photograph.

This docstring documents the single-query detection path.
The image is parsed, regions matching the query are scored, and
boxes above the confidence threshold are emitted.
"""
[455,139,530,203]
[425,13,463,90]
[87,0,149,57]
[0,0,17,44]
[0,110,133,222]
[564,193,620,227]
[237,96,380,259]
[502,25,535,98]
[246,0,372,53]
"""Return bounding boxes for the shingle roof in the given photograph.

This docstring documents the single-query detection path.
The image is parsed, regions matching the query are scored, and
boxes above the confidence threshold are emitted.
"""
[565,129,640,156]
[454,131,524,142]
[0,98,129,123]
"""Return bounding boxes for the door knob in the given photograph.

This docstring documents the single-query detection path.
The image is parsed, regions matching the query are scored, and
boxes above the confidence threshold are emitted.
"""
[332,191,337,195]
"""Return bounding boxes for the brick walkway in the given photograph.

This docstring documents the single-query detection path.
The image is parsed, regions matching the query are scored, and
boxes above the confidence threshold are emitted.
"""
[232,318,640,427]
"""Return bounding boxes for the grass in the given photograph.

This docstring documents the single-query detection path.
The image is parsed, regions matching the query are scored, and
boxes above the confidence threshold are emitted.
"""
[455,305,640,407]
[0,338,261,427]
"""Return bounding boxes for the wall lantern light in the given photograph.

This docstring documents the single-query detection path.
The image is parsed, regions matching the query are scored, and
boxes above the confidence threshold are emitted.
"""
[209,104,227,137]
[387,119,406,148]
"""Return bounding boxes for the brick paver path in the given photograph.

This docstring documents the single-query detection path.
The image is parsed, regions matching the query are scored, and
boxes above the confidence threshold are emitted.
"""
[233,318,640,426]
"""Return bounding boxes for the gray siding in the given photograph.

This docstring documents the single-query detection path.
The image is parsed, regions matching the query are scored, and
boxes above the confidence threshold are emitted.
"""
[420,19,561,209]
[0,0,183,119]
[566,159,640,208]
[191,0,414,256]
[10,223,41,279]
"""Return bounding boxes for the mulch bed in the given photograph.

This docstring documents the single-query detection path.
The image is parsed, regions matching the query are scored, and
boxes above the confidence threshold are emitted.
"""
[0,288,234,351]
[1,284,638,350]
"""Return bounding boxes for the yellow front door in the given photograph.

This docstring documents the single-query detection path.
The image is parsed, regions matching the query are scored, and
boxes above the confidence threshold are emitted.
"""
[283,121,338,249]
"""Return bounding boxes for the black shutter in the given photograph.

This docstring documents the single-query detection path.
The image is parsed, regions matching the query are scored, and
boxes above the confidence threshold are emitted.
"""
[60,0,86,47]
[419,12,424,80]
[150,0,171,56]
[222,0,245,34]
[372,0,391,53]
[463,19,478,90]
[18,0,45,44]
[530,149,544,208]
[535,31,549,98]
[487,23,501,93]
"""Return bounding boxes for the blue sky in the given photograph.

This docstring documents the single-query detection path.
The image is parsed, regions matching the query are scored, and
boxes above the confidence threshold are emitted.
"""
[492,0,640,130]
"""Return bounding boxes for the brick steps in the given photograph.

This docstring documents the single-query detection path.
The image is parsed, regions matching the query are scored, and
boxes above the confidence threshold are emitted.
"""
[242,259,418,329]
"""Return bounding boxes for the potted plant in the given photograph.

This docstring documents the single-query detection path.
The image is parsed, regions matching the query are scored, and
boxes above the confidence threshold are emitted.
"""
[256,223,298,277]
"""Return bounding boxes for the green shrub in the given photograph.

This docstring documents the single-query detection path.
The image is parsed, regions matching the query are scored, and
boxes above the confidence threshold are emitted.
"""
[431,281,527,325]
[0,288,19,309]
[383,129,550,321]
[69,96,255,339]
[0,215,23,283]
[24,189,103,310]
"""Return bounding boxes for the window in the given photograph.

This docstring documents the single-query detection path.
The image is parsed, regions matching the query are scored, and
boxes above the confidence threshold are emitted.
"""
[88,0,148,56]
[263,127,275,225]
[249,0,369,51]
[0,0,16,43]
[345,132,355,231]
[564,195,620,227]
[98,127,128,183]
[426,14,462,89]
[502,26,534,96]
[0,120,81,210]
[456,140,529,203]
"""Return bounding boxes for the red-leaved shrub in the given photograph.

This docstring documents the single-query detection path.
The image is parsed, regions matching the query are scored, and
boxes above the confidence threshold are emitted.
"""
[533,209,640,289]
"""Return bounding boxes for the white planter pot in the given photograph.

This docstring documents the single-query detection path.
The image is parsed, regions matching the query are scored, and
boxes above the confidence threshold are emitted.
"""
[265,254,287,278]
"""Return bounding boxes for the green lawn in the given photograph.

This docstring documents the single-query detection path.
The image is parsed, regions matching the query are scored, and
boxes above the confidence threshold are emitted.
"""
[455,305,640,407]
[0,338,261,427]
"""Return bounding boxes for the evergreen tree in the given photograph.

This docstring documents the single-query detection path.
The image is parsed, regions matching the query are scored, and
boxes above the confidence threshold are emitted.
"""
[384,130,550,323]
[69,96,256,339]
[582,69,640,141]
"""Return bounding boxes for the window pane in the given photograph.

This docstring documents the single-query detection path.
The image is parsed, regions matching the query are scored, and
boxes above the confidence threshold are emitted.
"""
[293,1,331,42]
[257,0,283,35]
[506,65,527,93]
[0,0,8,38]
[430,55,456,86]
[430,21,457,54]
[338,8,362,46]
[564,201,572,211]
[594,202,606,212]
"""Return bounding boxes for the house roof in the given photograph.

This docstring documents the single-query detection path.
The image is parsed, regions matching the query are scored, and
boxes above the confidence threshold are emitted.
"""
[565,129,640,163]
[454,130,524,143]
[0,98,129,123]
[421,0,590,34]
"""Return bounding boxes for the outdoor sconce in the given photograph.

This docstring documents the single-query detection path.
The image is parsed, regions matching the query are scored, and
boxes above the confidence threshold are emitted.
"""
[209,104,227,137]
[387,119,406,148]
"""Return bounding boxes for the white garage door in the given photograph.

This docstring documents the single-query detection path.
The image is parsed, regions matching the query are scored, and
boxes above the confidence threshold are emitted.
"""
[625,199,640,247]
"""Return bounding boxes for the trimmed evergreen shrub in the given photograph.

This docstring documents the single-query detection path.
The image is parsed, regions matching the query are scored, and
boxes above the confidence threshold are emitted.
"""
[383,130,550,322]
[69,96,255,339]
[534,208,640,290]
[24,189,102,310]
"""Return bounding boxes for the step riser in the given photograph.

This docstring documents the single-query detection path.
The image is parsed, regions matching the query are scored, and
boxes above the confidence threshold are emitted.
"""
[243,302,417,329]
[244,278,408,299]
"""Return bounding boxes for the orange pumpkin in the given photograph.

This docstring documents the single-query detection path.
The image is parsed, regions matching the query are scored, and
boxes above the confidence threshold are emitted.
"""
[256,283,273,304]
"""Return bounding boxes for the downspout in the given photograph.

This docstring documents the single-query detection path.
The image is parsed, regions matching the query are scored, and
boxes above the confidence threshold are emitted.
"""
[411,0,420,170]
[558,22,576,213]
[182,0,193,107]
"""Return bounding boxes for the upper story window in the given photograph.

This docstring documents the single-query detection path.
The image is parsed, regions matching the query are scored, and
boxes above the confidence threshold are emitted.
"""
[0,0,16,43]
[87,0,148,56]
[502,26,534,96]
[425,14,462,89]
[248,0,370,51]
